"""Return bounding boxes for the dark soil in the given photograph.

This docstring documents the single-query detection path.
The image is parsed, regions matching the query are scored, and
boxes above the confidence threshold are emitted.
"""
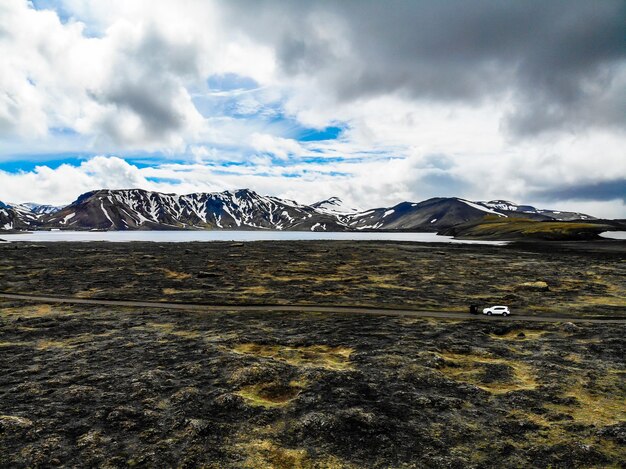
[0,240,624,317]
[0,240,624,467]
[0,301,624,468]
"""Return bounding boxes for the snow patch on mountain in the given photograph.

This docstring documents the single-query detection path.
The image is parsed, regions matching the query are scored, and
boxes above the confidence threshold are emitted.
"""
[458,199,508,217]
[0,190,598,231]
[312,197,361,215]
[21,203,63,214]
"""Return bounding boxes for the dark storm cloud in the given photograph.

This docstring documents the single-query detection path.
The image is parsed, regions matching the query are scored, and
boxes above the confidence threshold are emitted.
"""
[95,24,203,145]
[225,0,626,136]
[533,179,626,203]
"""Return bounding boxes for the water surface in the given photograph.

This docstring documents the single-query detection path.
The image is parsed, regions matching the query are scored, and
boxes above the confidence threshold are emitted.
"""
[600,231,626,240]
[0,230,507,245]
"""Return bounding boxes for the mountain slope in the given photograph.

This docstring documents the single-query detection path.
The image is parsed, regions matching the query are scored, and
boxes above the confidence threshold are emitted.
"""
[345,198,593,231]
[20,203,63,215]
[42,189,350,231]
[0,201,41,230]
[311,197,362,215]
[478,200,592,221]
[1,191,597,232]
[348,198,495,231]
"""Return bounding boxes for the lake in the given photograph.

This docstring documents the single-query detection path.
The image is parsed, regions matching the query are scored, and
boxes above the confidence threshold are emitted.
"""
[0,230,508,245]
[600,231,626,240]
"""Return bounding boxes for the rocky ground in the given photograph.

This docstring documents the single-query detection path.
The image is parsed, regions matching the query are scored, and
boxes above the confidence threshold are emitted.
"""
[0,240,624,467]
[0,240,624,317]
[0,300,624,468]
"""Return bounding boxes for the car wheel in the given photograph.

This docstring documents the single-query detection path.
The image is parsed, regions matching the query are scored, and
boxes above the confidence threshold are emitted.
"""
[502,312,508,317]
[487,312,492,316]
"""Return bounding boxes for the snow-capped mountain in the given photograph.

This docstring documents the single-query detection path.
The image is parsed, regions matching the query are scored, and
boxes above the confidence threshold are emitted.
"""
[347,198,595,231]
[20,203,63,215]
[0,201,44,230]
[0,202,15,230]
[0,191,596,232]
[311,197,362,215]
[42,189,349,231]
[478,200,591,221]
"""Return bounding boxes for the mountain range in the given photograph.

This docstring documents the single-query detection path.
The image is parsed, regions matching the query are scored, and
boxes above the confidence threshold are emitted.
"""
[0,188,595,232]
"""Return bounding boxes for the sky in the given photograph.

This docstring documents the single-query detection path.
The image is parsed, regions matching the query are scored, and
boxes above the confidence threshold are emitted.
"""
[0,0,625,218]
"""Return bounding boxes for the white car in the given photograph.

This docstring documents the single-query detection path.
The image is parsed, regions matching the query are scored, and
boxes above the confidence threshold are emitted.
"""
[483,305,511,316]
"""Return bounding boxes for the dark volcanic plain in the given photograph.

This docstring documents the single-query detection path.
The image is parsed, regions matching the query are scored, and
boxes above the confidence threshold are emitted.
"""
[0,240,625,467]
[1,240,625,317]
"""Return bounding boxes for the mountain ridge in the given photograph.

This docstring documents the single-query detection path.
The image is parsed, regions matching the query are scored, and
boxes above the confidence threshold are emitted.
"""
[0,188,597,232]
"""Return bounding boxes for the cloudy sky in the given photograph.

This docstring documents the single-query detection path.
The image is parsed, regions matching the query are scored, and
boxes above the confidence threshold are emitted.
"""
[1,0,625,217]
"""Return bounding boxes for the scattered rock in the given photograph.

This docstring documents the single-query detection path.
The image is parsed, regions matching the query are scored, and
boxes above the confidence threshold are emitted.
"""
[197,271,220,278]
[76,430,105,449]
[296,411,339,433]
[481,363,515,383]
[598,423,626,444]
[183,418,210,436]
[229,364,279,386]
[561,322,579,333]
[0,415,33,430]
[530,441,608,468]
[170,387,201,406]
[213,393,244,410]
[515,281,550,292]
[65,385,100,403]
[498,418,542,436]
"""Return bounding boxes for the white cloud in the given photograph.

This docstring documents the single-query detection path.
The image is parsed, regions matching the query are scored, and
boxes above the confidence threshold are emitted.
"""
[0,1,624,218]
[0,157,148,205]
[1,155,625,218]
[250,133,303,159]
[0,0,276,151]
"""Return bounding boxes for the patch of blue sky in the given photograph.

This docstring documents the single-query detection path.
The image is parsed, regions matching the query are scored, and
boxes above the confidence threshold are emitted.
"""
[214,161,248,167]
[49,127,80,137]
[206,73,259,92]
[145,177,182,184]
[192,93,269,119]
[298,125,345,142]
[267,114,347,144]
[30,1,102,37]
[210,169,253,176]
[31,0,72,22]
[193,81,349,145]
[299,169,351,177]
[193,74,270,119]
[300,156,351,164]
[0,154,93,172]
[124,158,170,169]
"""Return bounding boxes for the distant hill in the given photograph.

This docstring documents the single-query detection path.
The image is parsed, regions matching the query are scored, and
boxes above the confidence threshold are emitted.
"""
[439,216,616,241]
[0,189,598,233]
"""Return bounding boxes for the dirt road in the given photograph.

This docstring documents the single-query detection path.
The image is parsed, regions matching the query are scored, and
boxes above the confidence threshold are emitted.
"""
[1,292,624,323]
